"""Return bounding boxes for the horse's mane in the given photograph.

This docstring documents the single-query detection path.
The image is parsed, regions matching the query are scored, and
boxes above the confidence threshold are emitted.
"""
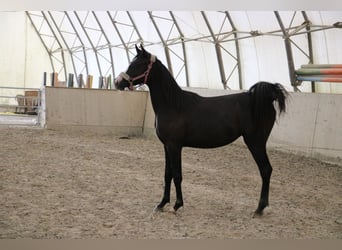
[156,60,200,111]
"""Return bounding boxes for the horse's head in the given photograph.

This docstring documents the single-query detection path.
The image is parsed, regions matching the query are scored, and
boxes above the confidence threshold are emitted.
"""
[115,44,156,90]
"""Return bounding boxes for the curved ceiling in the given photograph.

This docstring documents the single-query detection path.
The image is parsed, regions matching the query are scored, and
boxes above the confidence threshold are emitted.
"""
[26,11,342,92]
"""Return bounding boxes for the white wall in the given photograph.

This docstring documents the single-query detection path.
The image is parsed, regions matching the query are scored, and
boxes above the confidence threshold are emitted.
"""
[0,12,26,87]
[0,12,51,89]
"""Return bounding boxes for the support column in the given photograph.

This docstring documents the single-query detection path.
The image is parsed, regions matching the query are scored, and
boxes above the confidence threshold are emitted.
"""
[275,11,298,91]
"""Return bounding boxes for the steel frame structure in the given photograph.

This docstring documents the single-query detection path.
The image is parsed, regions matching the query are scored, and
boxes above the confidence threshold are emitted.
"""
[26,11,67,81]
[26,11,341,92]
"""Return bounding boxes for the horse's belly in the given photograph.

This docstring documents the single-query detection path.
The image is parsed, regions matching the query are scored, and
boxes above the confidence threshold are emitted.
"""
[184,129,240,148]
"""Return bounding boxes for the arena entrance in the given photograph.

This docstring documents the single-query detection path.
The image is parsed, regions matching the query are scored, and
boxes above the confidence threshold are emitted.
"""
[0,86,42,127]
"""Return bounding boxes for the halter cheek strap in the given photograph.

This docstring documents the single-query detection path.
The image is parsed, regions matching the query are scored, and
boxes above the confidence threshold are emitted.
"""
[118,55,156,90]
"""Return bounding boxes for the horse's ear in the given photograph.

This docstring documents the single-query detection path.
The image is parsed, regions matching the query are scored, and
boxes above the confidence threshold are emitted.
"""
[140,43,145,52]
[140,44,150,57]
[135,44,141,55]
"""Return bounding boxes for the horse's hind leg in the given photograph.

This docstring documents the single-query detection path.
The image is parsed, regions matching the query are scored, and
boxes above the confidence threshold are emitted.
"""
[244,137,273,216]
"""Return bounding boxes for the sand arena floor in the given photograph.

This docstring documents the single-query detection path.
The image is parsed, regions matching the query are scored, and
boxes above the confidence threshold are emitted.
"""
[0,127,341,239]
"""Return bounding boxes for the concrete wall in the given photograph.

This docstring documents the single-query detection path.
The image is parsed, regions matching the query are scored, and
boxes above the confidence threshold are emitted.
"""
[269,92,342,162]
[44,87,148,136]
[43,87,342,164]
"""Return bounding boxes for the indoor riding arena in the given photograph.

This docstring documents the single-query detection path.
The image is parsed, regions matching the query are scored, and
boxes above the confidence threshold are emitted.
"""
[0,10,341,239]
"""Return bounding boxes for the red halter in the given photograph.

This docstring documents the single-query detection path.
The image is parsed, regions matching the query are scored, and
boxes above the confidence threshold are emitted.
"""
[117,55,156,90]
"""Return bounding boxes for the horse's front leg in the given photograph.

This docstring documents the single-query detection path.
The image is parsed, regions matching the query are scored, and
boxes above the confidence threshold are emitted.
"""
[157,146,172,210]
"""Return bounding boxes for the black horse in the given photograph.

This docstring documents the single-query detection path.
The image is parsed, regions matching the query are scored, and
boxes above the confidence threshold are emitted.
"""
[115,45,288,216]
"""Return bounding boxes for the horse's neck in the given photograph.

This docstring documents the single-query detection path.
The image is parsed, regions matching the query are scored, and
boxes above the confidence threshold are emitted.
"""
[148,62,183,114]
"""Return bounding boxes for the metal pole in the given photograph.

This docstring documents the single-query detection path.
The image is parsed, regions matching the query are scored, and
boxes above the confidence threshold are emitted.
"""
[148,11,173,76]
[92,11,115,79]
[274,11,298,91]
[201,11,227,89]
[48,11,78,81]
[64,11,89,76]
[127,11,143,43]
[170,11,190,87]
[302,11,315,93]
[107,11,131,62]
[74,11,103,77]
[26,12,55,73]
[226,11,243,90]
[41,11,67,81]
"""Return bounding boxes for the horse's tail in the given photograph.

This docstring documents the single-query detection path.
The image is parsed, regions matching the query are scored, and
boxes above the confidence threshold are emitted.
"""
[248,81,288,127]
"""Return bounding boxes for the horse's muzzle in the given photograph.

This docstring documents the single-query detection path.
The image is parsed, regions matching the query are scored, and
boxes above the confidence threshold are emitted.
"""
[114,75,122,89]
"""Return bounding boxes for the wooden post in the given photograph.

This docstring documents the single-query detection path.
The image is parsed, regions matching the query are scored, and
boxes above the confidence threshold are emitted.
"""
[51,72,54,87]
[98,76,104,89]
[51,72,58,87]
[43,72,47,86]
[107,75,112,89]
[86,75,93,88]
[77,74,84,88]
[103,76,108,89]
[68,73,74,88]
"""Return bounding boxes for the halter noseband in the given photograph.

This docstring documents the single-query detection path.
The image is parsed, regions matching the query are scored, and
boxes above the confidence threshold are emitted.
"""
[117,55,156,90]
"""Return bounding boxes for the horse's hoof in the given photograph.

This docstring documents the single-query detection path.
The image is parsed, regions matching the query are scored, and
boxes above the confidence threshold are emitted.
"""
[154,205,164,212]
[252,210,263,218]
[171,206,183,215]
[173,201,183,212]
[173,204,183,211]
[157,200,169,210]
[149,205,164,219]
